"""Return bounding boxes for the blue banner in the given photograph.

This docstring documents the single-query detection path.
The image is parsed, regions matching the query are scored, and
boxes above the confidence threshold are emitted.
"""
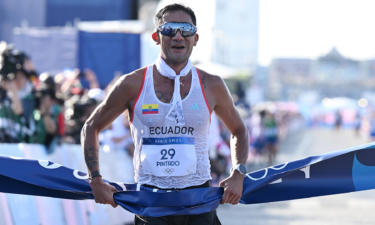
[1,143,375,217]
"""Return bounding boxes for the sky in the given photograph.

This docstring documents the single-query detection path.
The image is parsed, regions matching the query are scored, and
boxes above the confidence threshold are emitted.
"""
[258,0,375,66]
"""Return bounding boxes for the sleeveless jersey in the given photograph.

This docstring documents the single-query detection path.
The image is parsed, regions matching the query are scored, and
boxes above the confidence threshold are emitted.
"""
[130,65,212,189]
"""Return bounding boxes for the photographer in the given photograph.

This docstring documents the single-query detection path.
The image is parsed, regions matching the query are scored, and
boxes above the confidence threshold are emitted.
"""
[65,94,98,144]
[0,72,24,115]
[0,68,35,142]
[31,88,60,152]
[30,73,63,153]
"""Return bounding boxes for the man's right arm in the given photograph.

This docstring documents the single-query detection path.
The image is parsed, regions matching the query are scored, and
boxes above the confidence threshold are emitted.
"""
[80,69,144,207]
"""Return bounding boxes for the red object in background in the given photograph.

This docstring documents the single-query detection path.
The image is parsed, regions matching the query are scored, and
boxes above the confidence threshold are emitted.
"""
[57,113,64,136]
[71,87,83,95]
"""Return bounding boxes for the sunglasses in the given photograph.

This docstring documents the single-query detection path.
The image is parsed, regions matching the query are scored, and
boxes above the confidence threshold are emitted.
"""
[157,22,197,37]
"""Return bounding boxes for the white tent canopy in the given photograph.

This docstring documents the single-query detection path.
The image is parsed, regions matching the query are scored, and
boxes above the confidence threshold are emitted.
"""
[322,97,358,110]
[194,61,238,79]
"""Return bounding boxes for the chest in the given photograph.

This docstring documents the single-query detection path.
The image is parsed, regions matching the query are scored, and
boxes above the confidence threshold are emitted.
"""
[133,67,210,135]
[153,71,192,104]
[136,95,208,133]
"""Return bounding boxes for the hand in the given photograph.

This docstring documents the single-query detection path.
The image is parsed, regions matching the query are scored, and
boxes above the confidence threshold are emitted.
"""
[0,80,16,92]
[23,59,35,72]
[39,96,50,114]
[219,170,244,205]
[90,176,119,208]
[84,68,97,82]
[73,68,81,79]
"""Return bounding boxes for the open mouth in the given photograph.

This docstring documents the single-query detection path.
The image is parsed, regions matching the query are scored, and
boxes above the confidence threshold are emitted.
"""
[171,45,185,50]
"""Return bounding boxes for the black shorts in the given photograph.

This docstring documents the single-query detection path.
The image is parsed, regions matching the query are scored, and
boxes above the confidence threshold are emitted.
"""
[134,210,221,225]
[134,181,221,225]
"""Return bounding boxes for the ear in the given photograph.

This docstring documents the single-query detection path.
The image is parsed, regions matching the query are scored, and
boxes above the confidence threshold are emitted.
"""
[152,32,160,45]
[193,33,199,46]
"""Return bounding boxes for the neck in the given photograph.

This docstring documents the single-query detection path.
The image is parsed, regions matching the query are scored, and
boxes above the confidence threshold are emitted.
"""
[161,56,188,75]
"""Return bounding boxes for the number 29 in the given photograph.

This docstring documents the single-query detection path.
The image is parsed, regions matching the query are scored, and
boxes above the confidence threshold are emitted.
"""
[161,149,175,160]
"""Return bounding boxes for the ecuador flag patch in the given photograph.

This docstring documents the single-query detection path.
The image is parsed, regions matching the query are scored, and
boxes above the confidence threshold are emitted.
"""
[142,104,159,114]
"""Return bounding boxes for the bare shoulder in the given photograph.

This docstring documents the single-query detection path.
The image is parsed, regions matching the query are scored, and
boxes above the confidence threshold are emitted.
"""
[118,67,145,90]
[196,68,226,90]
[105,67,146,107]
[110,68,145,96]
[195,68,230,111]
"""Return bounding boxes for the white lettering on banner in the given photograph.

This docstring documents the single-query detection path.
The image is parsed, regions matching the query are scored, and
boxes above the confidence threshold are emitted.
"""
[38,160,62,169]
[270,179,282,184]
[268,165,310,185]
[141,138,196,177]
[300,166,310,179]
[9,156,23,160]
[247,162,289,181]
[73,170,89,179]
[116,182,127,191]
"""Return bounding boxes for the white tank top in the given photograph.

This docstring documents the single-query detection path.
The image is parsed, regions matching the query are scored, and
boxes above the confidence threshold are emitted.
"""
[130,65,212,189]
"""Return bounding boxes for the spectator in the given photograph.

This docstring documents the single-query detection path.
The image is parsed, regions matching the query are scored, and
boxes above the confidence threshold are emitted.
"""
[64,94,98,144]
[0,68,35,142]
[60,68,99,95]
[250,110,267,159]
[99,110,134,157]
[264,111,279,164]
[208,113,231,186]
[31,88,60,152]
[29,73,63,153]
[334,110,343,132]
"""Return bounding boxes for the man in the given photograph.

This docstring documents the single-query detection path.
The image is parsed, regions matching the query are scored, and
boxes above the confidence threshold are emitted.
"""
[0,68,35,142]
[81,4,249,225]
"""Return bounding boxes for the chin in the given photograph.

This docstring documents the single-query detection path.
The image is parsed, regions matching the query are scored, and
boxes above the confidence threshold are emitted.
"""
[166,54,189,64]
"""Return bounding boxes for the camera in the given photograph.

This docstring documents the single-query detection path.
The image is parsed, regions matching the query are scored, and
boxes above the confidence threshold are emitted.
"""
[72,96,97,120]
[0,44,28,81]
[34,88,56,110]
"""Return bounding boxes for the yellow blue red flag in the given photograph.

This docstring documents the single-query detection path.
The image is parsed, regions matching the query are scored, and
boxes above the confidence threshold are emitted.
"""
[142,104,159,114]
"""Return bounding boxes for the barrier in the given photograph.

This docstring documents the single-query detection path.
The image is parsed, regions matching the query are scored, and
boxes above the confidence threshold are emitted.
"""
[0,143,134,225]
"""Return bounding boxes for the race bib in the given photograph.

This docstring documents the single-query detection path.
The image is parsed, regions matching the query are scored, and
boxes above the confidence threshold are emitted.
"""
[141,137,196,177]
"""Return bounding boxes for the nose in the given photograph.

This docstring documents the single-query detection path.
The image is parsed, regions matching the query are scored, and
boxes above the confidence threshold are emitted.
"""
[172,29,184,41]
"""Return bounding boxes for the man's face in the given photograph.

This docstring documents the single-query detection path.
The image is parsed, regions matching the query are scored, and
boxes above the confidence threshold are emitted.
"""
[14,71,28,91]
[153,10,199,65]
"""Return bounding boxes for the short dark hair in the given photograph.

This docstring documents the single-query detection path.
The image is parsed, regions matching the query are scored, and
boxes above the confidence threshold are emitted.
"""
[155,3,197,27]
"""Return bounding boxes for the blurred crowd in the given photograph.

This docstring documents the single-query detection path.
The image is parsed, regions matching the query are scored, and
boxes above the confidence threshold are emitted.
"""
[209,104,305,185]
[0,44,133,154]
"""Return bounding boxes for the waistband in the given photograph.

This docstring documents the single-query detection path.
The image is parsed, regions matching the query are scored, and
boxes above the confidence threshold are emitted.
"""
[143,180,211,190]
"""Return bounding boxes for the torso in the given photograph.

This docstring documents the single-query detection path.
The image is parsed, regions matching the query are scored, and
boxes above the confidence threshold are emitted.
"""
[128,66,215,121]
[129,64,212,188]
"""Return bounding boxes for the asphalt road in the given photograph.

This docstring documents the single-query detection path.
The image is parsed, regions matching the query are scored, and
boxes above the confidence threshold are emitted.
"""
[217,128,375,225]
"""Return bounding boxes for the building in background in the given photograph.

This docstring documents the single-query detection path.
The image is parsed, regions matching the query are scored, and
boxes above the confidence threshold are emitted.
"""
[267,47,375,102]
[213,0,259,71]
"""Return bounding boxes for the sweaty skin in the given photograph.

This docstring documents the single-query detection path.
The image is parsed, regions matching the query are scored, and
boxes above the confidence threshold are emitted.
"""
[81,10,249,208]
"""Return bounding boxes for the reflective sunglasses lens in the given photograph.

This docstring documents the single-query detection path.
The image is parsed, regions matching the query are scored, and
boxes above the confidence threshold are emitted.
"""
[160,28,176,37]
[159,23,196,37]
[181,30,195,37]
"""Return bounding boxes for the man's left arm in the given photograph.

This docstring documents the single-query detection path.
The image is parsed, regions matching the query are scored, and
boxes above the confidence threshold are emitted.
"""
[210,76,249,205]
